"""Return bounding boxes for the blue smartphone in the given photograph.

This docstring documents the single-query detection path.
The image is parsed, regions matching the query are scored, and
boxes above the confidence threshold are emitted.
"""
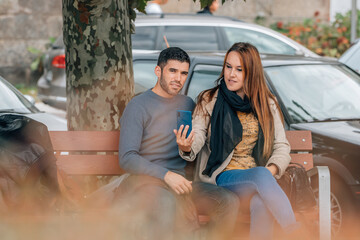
[177,110,192,138]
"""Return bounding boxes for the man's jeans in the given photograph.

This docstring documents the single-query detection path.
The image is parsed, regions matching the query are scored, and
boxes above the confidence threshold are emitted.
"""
[216,167,298,240]
[118,175,239,240]
[192,182,239,240]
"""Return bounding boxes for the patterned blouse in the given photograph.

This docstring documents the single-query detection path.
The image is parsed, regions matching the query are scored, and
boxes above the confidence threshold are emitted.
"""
[224,111,259,171]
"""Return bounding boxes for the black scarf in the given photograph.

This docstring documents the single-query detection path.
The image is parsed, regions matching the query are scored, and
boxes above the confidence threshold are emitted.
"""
[202,79,253,177]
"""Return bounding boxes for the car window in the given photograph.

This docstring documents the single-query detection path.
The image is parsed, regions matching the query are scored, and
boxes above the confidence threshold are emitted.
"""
[0,79,33,113]
[132,26,158,50]
[265,64,360,122]
[223,27,296,55]
[133,60,157,95]
[187,64,222,101]
[160,26,219,51]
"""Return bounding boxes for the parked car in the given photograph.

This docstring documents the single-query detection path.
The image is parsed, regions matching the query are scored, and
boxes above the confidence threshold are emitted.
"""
[131,52,360,236]
[133,13,318,56]
[38,14,319,109]
[0,76,67,131]
[339,38,360,73]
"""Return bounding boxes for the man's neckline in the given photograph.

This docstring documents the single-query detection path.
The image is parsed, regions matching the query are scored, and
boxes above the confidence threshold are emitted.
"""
[148,89,177,102]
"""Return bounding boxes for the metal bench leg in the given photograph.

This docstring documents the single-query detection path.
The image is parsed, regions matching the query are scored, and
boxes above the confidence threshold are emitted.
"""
[308,166,331,240]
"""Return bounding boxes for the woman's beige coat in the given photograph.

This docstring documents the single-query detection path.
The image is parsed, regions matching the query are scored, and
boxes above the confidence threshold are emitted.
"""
[180,90,291,185]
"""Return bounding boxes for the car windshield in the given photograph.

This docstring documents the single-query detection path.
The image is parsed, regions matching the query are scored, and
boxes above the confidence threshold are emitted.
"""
[186,64,222,101]
[0,78,37,114]
[265,64,360,122]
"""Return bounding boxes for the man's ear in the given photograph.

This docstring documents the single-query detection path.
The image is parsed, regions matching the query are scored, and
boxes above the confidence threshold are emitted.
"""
[154,66,162,78]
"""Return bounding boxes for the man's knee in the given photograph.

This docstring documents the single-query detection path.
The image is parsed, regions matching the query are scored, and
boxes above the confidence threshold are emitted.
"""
[156,187,177,210]
[141,185,177,212]
[192,182,239,215]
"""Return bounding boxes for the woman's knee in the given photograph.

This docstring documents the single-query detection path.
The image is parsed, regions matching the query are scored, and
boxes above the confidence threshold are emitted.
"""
[256,166,273,176]
[252,167,275,183]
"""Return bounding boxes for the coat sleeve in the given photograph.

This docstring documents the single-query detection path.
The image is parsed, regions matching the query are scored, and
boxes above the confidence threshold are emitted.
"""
[179,97,211,162]
[265,101,291,179]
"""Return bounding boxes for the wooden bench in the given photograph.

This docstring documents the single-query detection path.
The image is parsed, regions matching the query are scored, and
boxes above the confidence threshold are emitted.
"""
[49,130,331,240]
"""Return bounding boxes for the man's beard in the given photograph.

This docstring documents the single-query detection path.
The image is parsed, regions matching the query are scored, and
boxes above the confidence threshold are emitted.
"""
[159,74,182,96]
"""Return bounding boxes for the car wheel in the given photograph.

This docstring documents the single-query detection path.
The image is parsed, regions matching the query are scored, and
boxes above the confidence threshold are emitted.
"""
[311,175,356,239]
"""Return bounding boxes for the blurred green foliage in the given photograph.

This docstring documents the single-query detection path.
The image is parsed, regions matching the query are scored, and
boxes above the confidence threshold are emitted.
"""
[27,37,56,72]
[15,83,38,100]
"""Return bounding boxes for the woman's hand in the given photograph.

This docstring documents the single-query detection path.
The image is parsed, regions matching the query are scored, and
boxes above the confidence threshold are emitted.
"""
[266,164,279,176]
[173,125,194,153]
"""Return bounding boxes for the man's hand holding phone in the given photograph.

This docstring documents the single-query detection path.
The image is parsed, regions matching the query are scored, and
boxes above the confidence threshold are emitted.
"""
[174,124,194,152]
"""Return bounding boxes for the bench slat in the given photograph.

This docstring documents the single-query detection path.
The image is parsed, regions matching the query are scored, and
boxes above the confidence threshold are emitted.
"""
[50,131,313,174]
[50,131,120,151]
[56,155,125,175]
[55,154,312,174]
[285,131,312,151]
[50,131,312,152]
[290,153,313,171]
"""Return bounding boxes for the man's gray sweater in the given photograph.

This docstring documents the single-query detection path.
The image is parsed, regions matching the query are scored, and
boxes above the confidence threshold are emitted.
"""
[119,89,195,180]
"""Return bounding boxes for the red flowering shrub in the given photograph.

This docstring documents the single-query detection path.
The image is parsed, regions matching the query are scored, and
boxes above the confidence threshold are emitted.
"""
[270,10,360,57]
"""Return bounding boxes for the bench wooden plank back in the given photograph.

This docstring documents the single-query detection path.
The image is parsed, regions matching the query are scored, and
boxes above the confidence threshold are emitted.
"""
[56,155,124,175]
[49,130,313,175]
[50,131,120,151]
[286,130,312,151]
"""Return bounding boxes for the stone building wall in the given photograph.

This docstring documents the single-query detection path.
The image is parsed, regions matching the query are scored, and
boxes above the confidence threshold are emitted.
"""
[0,0,62,84]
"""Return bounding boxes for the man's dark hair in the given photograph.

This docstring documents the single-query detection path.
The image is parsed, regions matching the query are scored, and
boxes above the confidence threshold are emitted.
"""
[157,47,190,69]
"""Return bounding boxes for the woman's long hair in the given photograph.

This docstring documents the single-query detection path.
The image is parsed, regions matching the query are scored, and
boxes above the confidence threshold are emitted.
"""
[195,42,283,159]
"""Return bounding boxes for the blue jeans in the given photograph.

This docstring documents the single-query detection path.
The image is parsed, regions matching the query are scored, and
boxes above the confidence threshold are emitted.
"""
[216,167,298,240]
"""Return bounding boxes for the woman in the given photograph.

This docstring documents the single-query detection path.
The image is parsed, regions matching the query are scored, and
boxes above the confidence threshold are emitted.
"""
[175,42,298,239]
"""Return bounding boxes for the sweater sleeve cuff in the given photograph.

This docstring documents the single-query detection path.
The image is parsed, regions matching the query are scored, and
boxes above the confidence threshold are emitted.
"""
[157,168,169,180]
[266,162,282,179]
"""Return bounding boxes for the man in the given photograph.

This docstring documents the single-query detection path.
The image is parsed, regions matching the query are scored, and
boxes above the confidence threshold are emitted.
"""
[118,47,239,239]
[145,0,168,14]
[197,0,219,15]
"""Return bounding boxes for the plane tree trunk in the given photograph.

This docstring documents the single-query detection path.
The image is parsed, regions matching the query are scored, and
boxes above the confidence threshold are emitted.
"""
[62,0,133,131]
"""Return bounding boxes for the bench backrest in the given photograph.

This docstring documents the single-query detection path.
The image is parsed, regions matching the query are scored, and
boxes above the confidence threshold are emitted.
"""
[49,130,313,175]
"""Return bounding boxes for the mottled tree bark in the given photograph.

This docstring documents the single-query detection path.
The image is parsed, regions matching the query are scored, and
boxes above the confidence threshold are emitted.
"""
[63,0,133,131]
